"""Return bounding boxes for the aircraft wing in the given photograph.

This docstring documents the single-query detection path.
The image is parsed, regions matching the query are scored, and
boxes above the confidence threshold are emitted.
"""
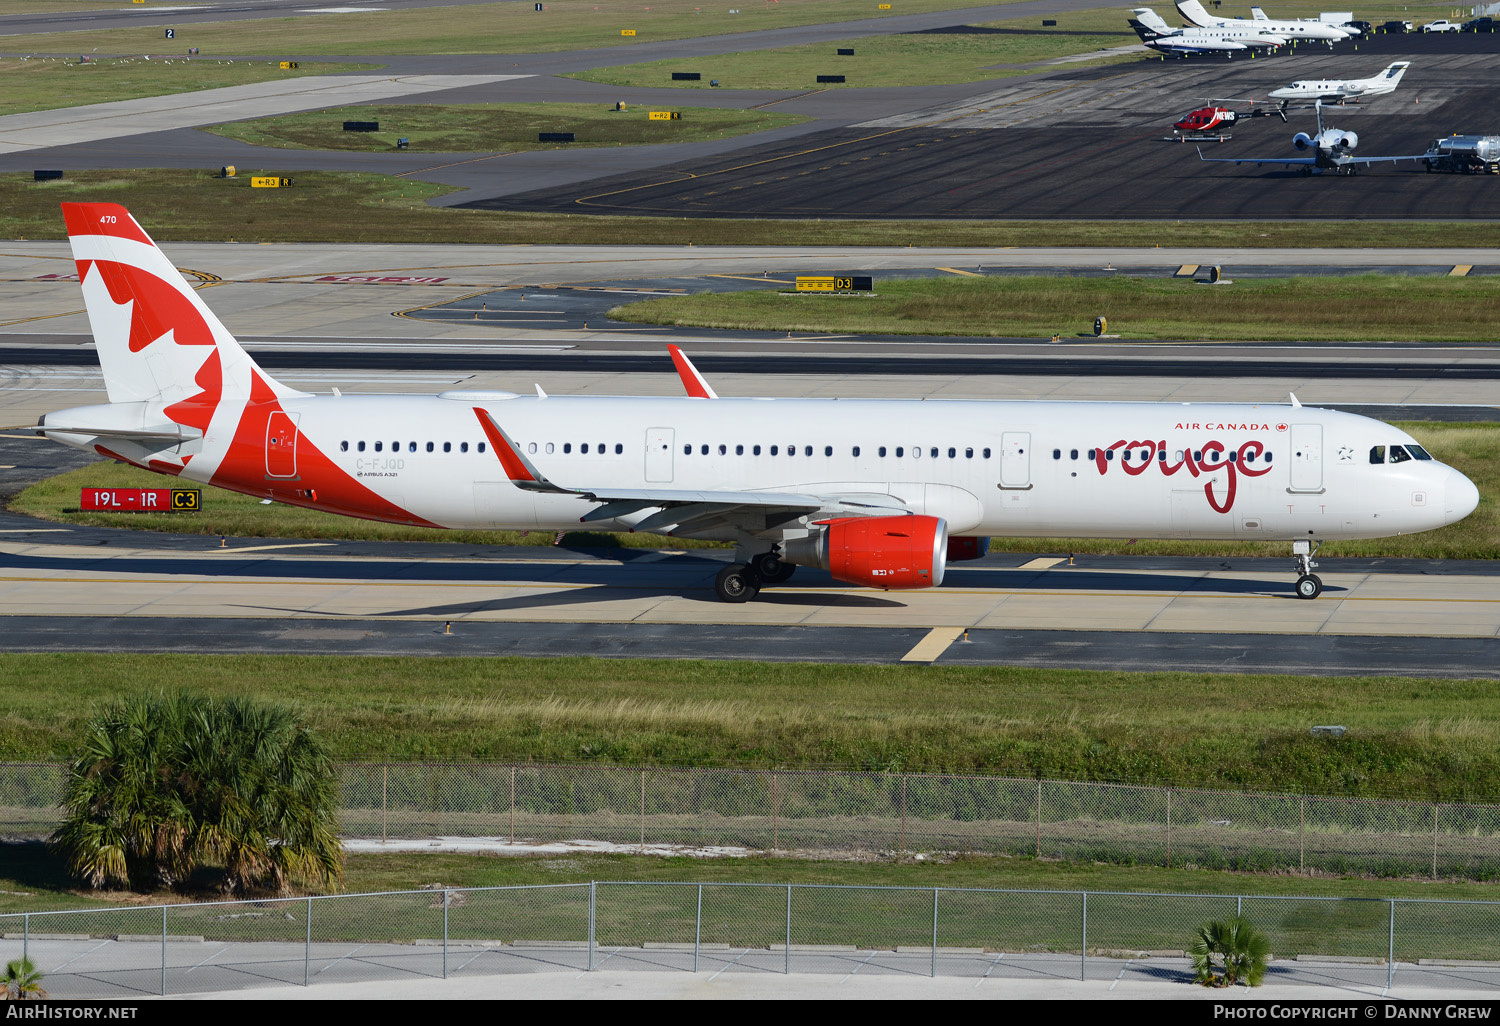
[1197,150,1319,166]
[1196,148,1427,168]
[1338,153,1429,166]
[471,407,911,535]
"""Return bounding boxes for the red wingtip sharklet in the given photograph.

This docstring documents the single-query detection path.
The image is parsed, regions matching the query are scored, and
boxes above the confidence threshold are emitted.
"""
[472,407,564,492]
[667,344,718,399]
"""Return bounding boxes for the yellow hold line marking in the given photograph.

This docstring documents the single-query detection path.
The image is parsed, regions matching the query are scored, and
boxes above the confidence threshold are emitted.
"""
[900,626,966,662]
[1017,557,1065,570]
[935,266,982,277]
[1450,265,1473,277]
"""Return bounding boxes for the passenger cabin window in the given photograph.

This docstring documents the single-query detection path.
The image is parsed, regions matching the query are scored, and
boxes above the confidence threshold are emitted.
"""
[879,447,887,457]
[444,442,452,453]
[357,441,366,452]
[426,442,434,452]
[460,442,469,453]
[478,442,486,453]
[375,442,383,452]
[753,445,761,456]
[340,441,348,452]
[983,448,991,459]
[852,446,860,457]
[616,444,624,454]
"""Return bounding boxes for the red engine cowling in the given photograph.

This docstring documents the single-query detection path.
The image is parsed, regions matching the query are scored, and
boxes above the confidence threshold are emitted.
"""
[947,536,990,562]
[782,515,948,590]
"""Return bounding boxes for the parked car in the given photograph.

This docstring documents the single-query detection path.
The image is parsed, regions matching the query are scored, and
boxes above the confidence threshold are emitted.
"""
[1462,16,1497,31]
[1422,19,1461,31]
[1343,19,1373,33]
[1379,19,1411,32]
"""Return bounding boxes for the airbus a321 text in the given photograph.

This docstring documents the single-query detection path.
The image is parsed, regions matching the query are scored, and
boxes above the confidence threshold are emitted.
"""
[38,204,1479,602]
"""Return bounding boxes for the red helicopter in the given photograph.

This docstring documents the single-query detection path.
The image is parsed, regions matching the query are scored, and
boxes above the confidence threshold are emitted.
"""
[1174,106,1239,131]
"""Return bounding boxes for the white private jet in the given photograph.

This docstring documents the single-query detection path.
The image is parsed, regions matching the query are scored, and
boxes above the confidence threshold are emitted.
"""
[1129,8,1288,55]
[1269,61,1411,103]
[1176,0,1354,43]
[39,204,1478,602]
[1197,100,1430,174]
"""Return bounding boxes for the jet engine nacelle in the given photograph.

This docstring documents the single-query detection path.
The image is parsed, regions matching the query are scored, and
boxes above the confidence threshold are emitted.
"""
[782,515,948,590]
[1293,132,1314,150]
[947,536,991,562]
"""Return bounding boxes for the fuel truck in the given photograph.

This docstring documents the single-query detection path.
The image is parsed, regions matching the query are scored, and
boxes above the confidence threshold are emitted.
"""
[1424,135,1500,174]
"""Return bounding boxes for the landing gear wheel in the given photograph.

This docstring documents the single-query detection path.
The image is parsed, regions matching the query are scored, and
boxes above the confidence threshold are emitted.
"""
[715,563,760,603]
[750,551,795,584]
[1295,574,1323,600]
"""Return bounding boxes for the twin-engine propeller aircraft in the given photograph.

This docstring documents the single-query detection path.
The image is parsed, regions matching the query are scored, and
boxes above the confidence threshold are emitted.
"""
[1197,100,1429,174]
[39,204,1479,602]
[1269,61,1412,103]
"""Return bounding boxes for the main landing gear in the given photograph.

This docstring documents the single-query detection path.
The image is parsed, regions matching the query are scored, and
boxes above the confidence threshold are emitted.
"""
[1293,539,1322,600]
[713,550,797,603]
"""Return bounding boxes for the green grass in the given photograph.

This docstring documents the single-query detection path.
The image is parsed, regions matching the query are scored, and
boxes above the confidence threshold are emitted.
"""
[5,0,1027,57]
[569,11,1141,92]
[7,170,1500,247]
[1,655,1499,797]
[612,275,1500,344]
[11,423,1498,558]
[7,460,714,549]
[203,102,809,153]
[0,56,383,118]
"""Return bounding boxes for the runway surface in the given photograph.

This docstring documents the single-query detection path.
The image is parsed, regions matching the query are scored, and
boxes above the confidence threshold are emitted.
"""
[1,501,1497,674]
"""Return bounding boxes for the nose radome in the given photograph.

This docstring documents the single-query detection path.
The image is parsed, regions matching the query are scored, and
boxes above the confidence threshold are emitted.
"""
[1446,468,1480,523]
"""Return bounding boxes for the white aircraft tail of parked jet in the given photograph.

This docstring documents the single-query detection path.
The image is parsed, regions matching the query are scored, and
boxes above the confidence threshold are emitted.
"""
[39,204,1478,602]
[1177,0,1353,41]
[1269,61,1411,102]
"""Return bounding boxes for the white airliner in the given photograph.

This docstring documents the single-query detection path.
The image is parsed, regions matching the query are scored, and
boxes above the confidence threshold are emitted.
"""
[1176,0,1353,42]
[1129,8,1288,55]
[38,204,1479,603]
[1269,61,1411,103]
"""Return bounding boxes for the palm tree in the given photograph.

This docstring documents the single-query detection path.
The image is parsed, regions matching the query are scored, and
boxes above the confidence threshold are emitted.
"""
[1190,916,1271,987]
[4,958,46,1000]
[52,692,342,895]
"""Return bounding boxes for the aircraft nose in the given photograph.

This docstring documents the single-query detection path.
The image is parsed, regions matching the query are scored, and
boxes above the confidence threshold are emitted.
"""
[1445,468,1480,524]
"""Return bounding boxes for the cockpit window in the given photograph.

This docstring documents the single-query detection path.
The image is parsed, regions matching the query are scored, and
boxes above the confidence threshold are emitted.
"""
[1370,446,1385,464]
[1407,444,1434,461]
[1389,445,1413,464]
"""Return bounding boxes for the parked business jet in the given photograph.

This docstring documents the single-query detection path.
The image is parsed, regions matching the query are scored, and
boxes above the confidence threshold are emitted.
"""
[1176,0,1353,43]
[38,204,1479,602]
[1197,100,1429,173]
[1269,61,1411,103]
[1129,7,1287,55]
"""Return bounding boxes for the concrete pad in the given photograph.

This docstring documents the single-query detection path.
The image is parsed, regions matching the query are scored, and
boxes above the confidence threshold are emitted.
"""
[0,74,530,154]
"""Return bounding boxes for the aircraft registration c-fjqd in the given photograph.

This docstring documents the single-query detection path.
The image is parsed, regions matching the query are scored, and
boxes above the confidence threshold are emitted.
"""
[39,204,1480,602]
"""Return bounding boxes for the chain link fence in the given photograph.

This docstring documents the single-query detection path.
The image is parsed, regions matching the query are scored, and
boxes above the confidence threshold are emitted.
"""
[6,762,1500,880]
[338,764,1500,880]
[4,884,1500,997]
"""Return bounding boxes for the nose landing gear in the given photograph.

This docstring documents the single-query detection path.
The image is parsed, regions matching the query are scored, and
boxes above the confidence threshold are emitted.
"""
[1293,539,1322,599]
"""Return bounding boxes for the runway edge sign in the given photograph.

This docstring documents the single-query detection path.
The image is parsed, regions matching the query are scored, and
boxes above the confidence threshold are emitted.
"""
[80,488,200,512]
